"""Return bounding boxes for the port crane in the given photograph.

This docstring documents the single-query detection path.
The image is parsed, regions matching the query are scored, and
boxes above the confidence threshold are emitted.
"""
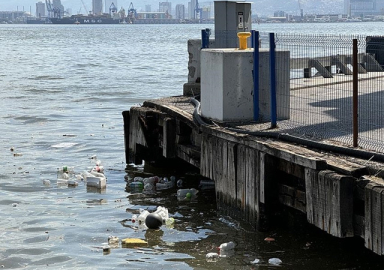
[80,0,89,15]
[127,2,137,23]
[194,0,203,22]
[45,0,62,18]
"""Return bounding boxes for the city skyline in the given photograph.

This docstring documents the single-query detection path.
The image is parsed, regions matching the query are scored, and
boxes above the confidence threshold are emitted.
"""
[0,0,348,16]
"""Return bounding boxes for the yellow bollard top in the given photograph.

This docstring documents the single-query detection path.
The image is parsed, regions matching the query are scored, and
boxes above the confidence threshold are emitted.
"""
[237,32,252,50]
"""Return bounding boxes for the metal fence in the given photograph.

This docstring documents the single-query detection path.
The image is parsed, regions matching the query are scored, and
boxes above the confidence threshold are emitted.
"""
[258,33,384,154]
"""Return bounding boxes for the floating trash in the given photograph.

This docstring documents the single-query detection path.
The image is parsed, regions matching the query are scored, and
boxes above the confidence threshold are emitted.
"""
[108,236,119,248]
[250,258,260,264]
[145,213,163,229]
[86,176,106,189]
[42,180,51,186]
[264,237,275,242]
[206,252,219,262]
[121,238,148,248]
[177,188,198,201]
[268,258,282,265]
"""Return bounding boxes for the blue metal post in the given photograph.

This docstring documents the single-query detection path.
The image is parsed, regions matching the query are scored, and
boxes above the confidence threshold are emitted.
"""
[269,33,277,128]
[201,28,211,49]
[252,30,259,121]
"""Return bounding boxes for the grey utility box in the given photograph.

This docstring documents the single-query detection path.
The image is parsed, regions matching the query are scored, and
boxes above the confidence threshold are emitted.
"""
[214,1,252,48]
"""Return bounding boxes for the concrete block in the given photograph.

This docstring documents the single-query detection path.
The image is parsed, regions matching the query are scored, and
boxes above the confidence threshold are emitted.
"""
[201,48,290,122]
[187,39,216,84]
[183,82,200,97]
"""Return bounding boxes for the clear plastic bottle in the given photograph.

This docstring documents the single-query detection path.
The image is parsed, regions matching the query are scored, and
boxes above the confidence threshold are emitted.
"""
[131,214,137,223]
[137,210,150,225]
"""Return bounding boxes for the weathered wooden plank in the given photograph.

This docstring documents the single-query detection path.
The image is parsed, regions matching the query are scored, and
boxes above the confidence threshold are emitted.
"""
[163,118,176,158]
[218,139,227,205]
[362,176,384,255]
[372,186,383,255]
[305,168,317,224]
[176,144,200,168]
[365,182,374,251]
[245,148,258,226]
[316,170,328,232]
[227,142,237,208]
[381,189,384,255]
[200,134,207,177]
[122,110,130,164]
[354,215,365,238]
[277,159,305,180]
[279,185,295,208]
[236,144,246,212]
[203,127,327,170]
[308,170,354,238]
[260,152,266,204]
[295,190,306,213]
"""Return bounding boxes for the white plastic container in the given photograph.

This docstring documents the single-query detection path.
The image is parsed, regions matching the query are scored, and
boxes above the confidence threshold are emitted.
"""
[86,176,106,189]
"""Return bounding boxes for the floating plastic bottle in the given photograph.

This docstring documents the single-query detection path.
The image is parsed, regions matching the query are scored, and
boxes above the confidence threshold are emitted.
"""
[130,181,144,189]
[137,210,150,225]
[177,188,198,200]
[131,214,137,223]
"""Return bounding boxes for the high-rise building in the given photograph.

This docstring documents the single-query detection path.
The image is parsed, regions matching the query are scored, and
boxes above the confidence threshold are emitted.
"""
[93,0,103,15]
[175,4,185,19]
[145,5,151,12]
[36,1,45,17]
[105,0,118,13]
[159,2,172,14]
[188,0,197,19]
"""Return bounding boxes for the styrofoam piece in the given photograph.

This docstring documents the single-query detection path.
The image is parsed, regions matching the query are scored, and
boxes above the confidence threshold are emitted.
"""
[86,176,106,189]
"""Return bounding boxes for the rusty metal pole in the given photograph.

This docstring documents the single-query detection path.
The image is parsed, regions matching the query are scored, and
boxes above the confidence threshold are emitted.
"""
[353,39,358,147]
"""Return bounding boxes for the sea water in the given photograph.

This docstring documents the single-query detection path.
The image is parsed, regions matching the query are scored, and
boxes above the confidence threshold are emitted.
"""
[1,23,384,269]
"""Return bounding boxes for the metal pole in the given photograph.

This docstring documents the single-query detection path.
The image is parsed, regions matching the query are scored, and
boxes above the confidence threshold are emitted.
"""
[269,33,277,128]
[252,30,259,121]
[201,28,210,49]
[353,39,358,147]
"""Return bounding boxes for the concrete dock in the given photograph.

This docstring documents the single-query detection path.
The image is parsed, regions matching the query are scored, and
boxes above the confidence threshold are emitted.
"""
[123,85,384,255]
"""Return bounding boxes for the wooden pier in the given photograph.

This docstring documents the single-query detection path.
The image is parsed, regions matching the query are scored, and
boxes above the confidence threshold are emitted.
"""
[123,95,384,256]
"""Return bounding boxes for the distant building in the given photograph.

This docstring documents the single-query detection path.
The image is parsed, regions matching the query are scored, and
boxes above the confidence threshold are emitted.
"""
[274,11,285,17]
[201,7,210,20]
[36,1,45,17]
[175,4,185,19]
[188,0,198,19]
[159,2,172,17]
[0,11,27,22]
[345,0,384,16]
[145,5,151,12]
[92,0,103,15]
[136,11,168,19]
[105,0,117,13]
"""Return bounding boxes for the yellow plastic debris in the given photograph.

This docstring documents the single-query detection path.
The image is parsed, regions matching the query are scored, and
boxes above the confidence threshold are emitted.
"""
[121,238,148,248]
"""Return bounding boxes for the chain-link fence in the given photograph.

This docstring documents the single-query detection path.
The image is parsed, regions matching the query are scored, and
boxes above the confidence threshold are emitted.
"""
[259,33,384,153]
